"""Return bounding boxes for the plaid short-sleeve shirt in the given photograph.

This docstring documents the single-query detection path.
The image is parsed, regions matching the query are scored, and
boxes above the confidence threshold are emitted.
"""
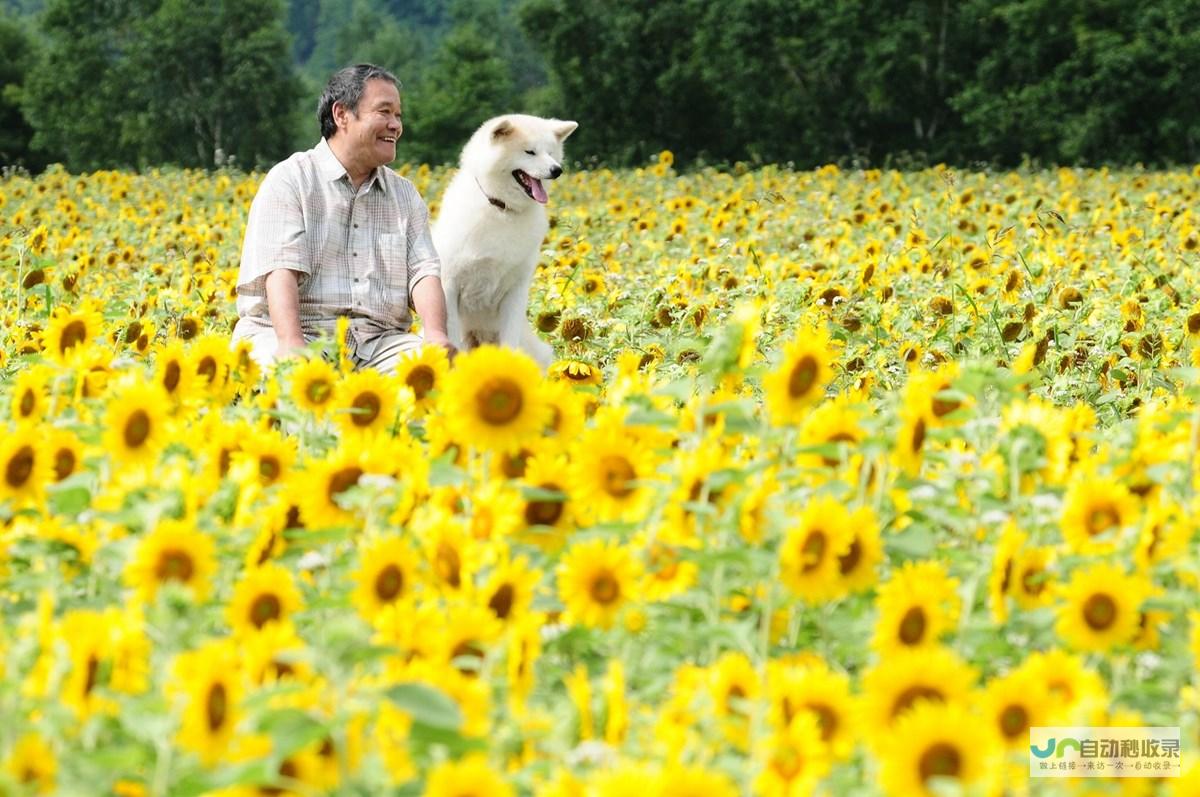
[235,138,441,348]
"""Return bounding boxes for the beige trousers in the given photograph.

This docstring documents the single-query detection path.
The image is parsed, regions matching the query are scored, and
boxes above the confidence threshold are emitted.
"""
[232,317,423,374]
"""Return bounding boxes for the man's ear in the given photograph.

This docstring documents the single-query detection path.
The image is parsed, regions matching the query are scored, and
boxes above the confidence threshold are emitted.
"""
[332,100,354,131]
[492,119,514,140]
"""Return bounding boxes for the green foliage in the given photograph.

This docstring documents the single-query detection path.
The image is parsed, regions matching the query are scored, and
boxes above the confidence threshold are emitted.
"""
[0,13,40,170]
[23,0,301,170]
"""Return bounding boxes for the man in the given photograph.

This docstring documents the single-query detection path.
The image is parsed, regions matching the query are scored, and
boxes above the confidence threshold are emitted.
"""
[232,64,454,371]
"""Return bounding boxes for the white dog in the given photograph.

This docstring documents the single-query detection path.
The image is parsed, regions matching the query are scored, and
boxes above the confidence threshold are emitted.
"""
[432,114,577,368]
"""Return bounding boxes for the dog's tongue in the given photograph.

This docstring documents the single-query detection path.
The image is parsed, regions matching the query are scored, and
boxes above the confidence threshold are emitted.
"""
[529,176,548,204]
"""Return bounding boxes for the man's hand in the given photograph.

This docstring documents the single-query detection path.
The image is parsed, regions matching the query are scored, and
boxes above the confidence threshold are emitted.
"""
[422,330,458,358]
[411,276,457,358]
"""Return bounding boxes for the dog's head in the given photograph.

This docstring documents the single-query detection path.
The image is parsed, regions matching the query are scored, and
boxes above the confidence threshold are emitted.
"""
[464,114,578,207]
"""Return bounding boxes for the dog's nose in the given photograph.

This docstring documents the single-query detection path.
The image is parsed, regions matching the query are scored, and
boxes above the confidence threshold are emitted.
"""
[549,165,563,179]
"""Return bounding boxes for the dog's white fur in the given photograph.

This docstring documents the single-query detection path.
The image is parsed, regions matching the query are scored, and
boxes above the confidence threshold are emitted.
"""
[432,114,577,368]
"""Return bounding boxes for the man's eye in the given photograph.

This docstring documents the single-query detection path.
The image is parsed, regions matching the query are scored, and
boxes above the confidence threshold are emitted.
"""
[525,149,535,155]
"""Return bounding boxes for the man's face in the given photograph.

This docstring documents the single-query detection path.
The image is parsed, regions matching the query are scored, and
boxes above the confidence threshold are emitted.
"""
[334,78,403,171]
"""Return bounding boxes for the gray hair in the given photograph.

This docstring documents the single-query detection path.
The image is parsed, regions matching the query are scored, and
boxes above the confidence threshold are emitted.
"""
[317,64,401,140]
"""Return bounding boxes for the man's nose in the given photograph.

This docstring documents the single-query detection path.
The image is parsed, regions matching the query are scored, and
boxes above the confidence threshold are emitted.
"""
[549,164,563,179]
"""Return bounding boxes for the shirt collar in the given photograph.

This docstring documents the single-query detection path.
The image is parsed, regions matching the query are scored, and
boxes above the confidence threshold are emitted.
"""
[315,137,388,194]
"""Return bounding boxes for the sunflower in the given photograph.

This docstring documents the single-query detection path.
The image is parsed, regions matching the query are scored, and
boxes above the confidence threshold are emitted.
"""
[440,345,548,453]
[1055,562,1150,652]
[977,668,1052,750]
[640,536,699,601]
[187,333,234,401]
[871,560,960,655]
[5,733,56,792]
[892,406,929,476]
[423,753,514,797]
[778,495,855,603]
[102,379,170,466]
[655,765,739,797]
[0,424,50,507]
[904,363,971,428]
[796,395,864,470]
[549,359,603,386]
[763,326,836,424]
[10,365,51,424]
[569,422,658,524]
[420,512,479,597]
[463,479,523,542]
[766,660,857,761]
[859,646,977,749]
[480,555,542,625]
[878,701,998,797]
[590,764,660,797]
[171,639,242,765]
[153,338,195,403]
[1134,499,1189,569]
[557,538,642,629]
[394,344,449,412]
[45,426,85,484]
[124,519,217,603]
[59,608,115,719]
[539,379,586,449]
[290,357,339,417]
[42,301,104,366]
[1009,544,1056,611]
[832,505,882,594]
[297,442,394,530]
[351,535,419,623]
[234,427,297,489]
[517,454,575,548]
[435,603,504,678]
[227,563,303,637]
[1060,474,1139,554]
[1016,648,1107,717]
[987,522,1026,624]
[752,713,831,797]
[332,368,403,438]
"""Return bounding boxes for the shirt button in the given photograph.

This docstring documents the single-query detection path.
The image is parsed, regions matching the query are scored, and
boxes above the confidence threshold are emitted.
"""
[354,223,359,229]
[352,252,357,257]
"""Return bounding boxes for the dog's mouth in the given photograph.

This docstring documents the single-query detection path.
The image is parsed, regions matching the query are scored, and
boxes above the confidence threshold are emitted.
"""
[513,170,548,204]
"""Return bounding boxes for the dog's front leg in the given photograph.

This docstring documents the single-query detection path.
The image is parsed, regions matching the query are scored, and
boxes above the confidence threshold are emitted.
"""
[496,283,529,351]
[441,277,465,350]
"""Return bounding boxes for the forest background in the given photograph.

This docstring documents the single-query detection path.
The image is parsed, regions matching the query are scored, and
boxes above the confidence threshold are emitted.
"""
[1,0,1198,174]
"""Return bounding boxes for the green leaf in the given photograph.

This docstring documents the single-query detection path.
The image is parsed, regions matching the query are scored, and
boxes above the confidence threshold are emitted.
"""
[384,683,463,730]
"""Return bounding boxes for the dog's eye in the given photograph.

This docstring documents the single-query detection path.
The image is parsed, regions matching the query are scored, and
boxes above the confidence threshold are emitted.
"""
[524,149,535,156]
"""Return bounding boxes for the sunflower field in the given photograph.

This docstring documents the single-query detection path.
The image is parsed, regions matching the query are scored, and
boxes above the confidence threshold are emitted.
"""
[1,156,1200,796]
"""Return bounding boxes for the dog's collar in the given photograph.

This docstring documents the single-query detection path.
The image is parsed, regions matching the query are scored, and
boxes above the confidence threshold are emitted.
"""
[474,178,508,211]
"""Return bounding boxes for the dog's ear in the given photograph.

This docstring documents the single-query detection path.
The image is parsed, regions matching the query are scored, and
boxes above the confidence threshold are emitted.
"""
[554,121,578,142]
[491,120,514,140]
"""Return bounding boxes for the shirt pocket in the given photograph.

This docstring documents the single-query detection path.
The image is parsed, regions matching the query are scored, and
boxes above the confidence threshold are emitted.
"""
[376,232,408,312]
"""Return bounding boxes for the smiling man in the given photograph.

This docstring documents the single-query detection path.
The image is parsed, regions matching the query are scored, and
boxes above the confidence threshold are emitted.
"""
[232,64,454,372]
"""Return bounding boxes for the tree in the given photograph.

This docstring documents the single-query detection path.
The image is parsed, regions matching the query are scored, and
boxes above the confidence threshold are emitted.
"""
[23,0,301,170]
[0,13,40,170]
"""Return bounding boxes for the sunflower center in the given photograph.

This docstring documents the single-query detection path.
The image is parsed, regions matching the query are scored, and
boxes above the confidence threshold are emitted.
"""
[326,466,363,502]
[898,606,927,645]
[306,378,332,405]
[931,383,960,418]
[436,543,462,588]
[891,685,943,718]
[348,391,381,427]
[788,355,818,398]
[205,682,228,732]
[197,356,217,385]
[911,417,927,453]
[163,360,182,393]
[1021,567,1045,596]
[1083,593,1117,630]
[59,319,87,353]
[837,537,862,575]
[451,640,486,676]
[1086,505,1119,536]
[999,704,1028,738]
[525,495,564,526]
[807,702,839,741]
[476,377,523,425]
[374,564,405,602]
[5,445,35,488]
[155,549,195,583]
[771,746,804,780]
[918,742,962,782]
[406,365,436,399]
[83,654,100,696]
[600,455,636,498]
[800,530,826,572]
[488,583,515,619]
[259,456,281,483]
[18,388,35,417]
[54,447,76,481]
[249,594,282,628]
[590,571,620,604]
[124,410,151,448]
[999,558,1013,595]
